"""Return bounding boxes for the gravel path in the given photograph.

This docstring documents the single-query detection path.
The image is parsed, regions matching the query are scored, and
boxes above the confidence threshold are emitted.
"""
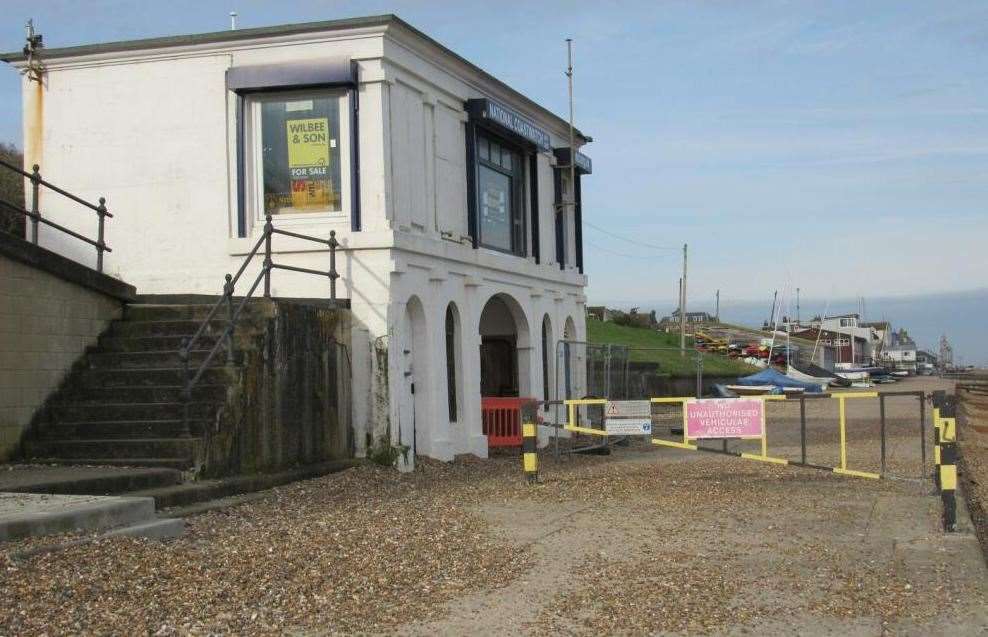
[1,378,984,635]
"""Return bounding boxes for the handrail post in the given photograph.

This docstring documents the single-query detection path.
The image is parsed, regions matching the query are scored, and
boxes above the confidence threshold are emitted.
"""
[263,214,273,298]
[223,273,235,366]
[178,337,192,438]
[29,164,40,244]
[96,197,108,273]
[328,230,339,301]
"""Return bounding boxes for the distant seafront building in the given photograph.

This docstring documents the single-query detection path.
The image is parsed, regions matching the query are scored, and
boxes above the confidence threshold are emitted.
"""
[814,314,881,366]
[2,15,592,466]
[880,329,918,373]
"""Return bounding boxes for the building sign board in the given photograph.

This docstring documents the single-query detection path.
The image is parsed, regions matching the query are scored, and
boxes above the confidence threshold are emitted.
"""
[685,398,764,439]
[604,400,652,436]
[468,98,551,151]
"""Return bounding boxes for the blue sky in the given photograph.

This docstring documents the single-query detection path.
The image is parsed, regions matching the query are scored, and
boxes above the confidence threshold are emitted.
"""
[0,1,985,333]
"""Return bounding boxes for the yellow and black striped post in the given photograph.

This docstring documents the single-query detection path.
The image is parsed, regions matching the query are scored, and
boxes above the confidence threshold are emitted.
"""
[521,401,539,484]
[939,394,958,532]
[932,390,945,489]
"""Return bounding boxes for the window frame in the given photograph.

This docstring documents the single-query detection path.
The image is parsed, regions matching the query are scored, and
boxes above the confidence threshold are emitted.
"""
[243,88,352,226]
[472,128,528,257]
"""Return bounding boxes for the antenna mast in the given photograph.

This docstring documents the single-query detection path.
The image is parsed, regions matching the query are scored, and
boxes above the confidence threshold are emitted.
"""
[565,38,576,219]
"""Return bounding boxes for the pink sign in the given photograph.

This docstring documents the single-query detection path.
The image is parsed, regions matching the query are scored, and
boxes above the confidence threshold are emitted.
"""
[685,398,764,439]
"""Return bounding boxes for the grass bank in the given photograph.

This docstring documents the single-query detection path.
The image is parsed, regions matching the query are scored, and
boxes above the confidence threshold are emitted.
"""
[586,319,758,377]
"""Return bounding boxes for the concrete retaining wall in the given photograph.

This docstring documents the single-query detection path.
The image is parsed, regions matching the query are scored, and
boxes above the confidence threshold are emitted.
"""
[201,299,351,478]
[0,233,135,460]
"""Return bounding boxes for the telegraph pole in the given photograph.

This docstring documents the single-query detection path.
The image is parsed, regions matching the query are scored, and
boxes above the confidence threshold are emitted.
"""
[715,289,720,323]
[796,287,801,326]
[680,243,688,354]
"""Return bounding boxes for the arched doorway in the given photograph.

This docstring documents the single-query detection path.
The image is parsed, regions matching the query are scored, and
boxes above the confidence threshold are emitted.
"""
[399,296,429,458]
[541,314,554,405]
[444,302,462,423]
[478,293,531,397]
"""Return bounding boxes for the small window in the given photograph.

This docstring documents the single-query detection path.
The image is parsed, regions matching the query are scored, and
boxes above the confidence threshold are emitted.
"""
[246,89,351,220]
[475,131,526,256]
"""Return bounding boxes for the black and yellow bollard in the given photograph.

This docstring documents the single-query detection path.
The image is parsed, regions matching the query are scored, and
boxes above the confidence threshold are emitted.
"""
[521,401,538,484]
[939,395,958,532]
[931,390,945,489]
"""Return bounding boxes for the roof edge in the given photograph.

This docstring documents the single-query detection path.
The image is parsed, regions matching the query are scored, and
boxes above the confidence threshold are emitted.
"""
[0,13,590,142]
[0,14,395,62]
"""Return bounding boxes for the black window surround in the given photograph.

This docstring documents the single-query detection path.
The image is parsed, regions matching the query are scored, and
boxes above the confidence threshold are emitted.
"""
[465,98,550,260]
[474,130,526,256]
[552,147,591,274]
[227,59,361,236]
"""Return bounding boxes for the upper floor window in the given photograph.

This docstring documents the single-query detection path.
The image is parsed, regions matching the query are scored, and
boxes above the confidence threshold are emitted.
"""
[244,89,352,222]
[475,132,526,255]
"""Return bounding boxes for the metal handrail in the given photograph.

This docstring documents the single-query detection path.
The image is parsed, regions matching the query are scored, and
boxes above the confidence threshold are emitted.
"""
[0,158,112,271]
[178,214,342,435]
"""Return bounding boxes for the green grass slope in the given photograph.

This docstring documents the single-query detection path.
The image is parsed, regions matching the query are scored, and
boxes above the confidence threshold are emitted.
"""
[586,319,759,377]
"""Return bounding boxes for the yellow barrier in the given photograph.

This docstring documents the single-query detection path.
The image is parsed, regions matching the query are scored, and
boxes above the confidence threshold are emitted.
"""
[648,393,879,479]
[558,393,883,480]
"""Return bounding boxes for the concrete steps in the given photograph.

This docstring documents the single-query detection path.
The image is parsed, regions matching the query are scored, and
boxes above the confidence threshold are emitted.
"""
[61,384,229,403]
[45,419,210,439]
[25,437,201,461]
[76,366,238,389]
[0,466,183,496]
[98,334,221,352]
[88,349,224,369]
[0,493,159,542]
[21,303,248,471]
[51,401,217,422]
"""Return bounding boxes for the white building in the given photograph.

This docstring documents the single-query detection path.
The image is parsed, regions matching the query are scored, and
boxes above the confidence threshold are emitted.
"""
[817,314,880,366]
[3,15,591,468]
[880,329,918,373]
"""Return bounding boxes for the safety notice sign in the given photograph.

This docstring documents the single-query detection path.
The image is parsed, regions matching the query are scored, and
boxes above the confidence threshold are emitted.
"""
[604,400,652,435]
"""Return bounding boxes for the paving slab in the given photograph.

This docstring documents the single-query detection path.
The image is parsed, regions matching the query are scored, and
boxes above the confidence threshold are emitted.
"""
[0,492,155,542]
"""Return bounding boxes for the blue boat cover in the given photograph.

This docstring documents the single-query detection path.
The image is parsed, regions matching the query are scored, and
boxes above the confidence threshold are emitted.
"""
[735,367,824,393]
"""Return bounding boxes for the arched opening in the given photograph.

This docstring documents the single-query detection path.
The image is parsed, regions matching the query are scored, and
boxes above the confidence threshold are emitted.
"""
[541,314,554,405]
[445,303,462,423]
[478,293,531,397]
[399,296,429,457]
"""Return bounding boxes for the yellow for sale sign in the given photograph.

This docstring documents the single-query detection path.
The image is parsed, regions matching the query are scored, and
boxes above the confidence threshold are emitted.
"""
[286,118,333,209]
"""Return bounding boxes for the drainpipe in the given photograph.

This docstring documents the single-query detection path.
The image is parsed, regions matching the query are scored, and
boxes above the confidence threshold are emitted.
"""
[23,20,45,185]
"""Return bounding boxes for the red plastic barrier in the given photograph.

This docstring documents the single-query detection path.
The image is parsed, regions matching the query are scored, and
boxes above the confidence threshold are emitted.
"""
[482,397,536,448]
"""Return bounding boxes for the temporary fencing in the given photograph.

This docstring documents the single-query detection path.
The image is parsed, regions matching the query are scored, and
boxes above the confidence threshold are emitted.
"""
[521,390,956,529]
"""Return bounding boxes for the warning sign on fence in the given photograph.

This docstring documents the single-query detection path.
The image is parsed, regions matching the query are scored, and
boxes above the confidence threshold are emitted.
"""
[685,398,764,439]
[604,400,652,436]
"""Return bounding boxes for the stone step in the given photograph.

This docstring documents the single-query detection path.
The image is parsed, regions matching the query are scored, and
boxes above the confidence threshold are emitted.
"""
[78,366,238,388]
[130,459,361,510]
[21,457,196,470]
[0,493,158,543]
[52,401,218,422]
[88,349,229,370]
[98,334,222,353]
[0,466,184,496]
[61,384,229,404]
[23,437,201,463]
[125,303,270,322]
[109,319,229,338]
[46,419,208,439]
